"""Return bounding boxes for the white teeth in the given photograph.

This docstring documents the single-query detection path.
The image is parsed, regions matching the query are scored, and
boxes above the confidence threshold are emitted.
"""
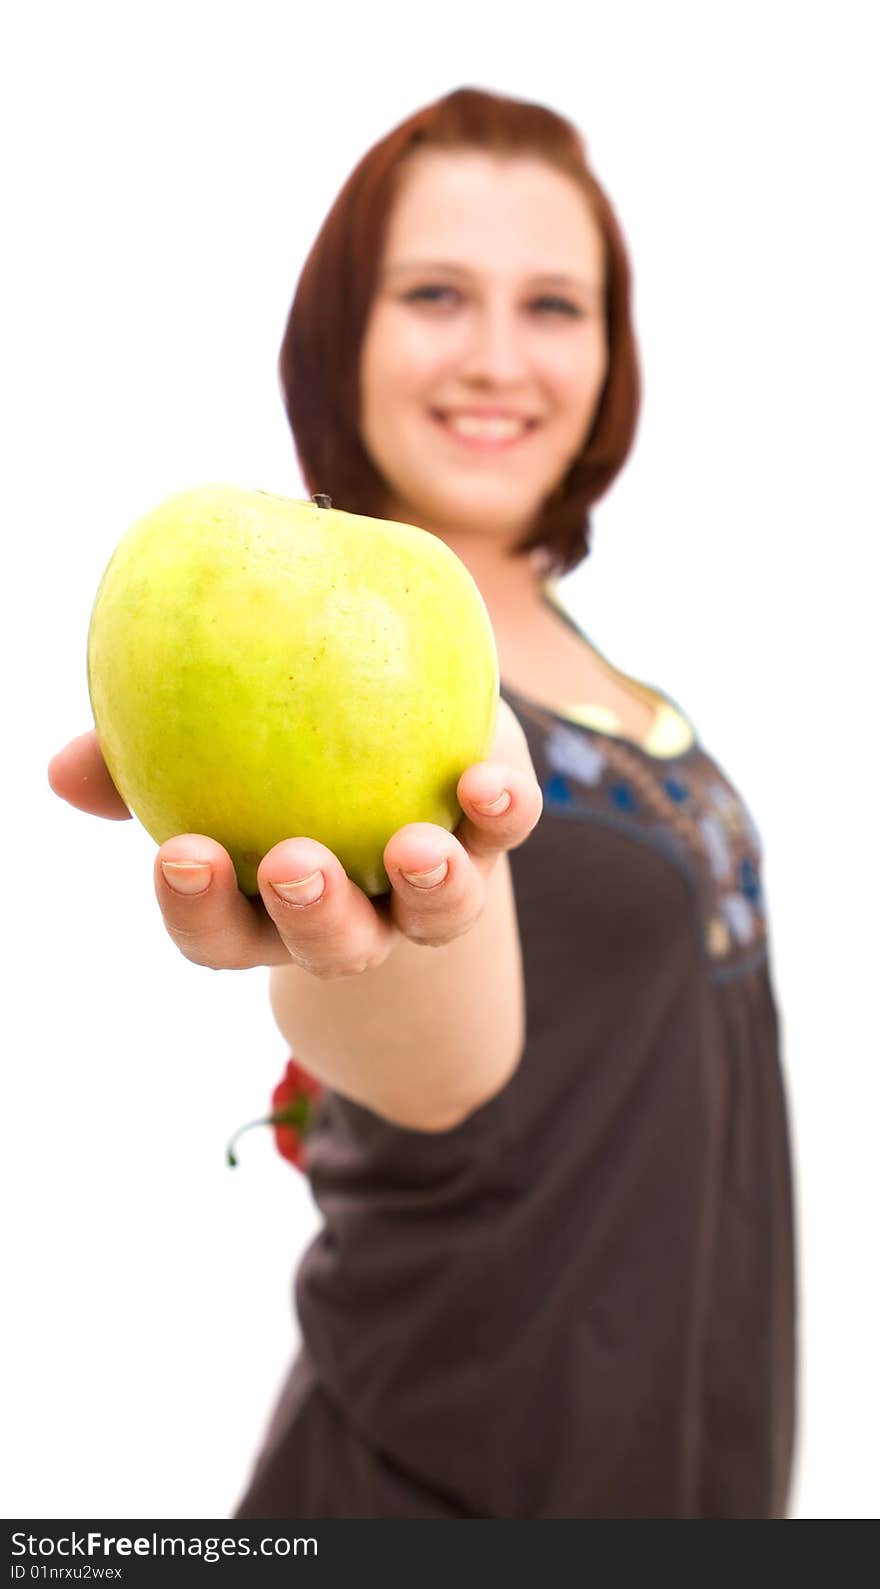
[444,414,528,440]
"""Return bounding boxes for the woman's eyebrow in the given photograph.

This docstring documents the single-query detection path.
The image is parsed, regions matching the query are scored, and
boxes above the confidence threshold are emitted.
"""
[531,273,604,300]
[382,260,603,297]
[382,259,471,277]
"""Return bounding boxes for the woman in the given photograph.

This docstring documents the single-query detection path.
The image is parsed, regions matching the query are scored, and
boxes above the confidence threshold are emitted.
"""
[49,87,797,1518]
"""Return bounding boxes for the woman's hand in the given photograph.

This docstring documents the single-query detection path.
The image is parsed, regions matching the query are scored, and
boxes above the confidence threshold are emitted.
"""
[47,701,542,975]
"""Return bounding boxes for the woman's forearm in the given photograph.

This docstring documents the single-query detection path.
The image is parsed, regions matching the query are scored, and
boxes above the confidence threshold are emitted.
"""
[267,853,524,1132]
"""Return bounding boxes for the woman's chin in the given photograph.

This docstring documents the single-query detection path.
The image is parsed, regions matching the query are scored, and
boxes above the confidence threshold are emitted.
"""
[414,484,546,542]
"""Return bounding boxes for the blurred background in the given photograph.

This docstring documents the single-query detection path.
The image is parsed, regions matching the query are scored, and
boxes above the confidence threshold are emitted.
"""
[2,0,877,1520]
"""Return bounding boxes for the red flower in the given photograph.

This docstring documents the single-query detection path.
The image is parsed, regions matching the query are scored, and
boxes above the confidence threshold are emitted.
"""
[226,1057,325,1172]
[269,1058,325,1170]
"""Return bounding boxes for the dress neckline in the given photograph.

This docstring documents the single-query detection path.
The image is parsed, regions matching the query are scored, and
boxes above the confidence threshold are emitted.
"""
[499,579,697,762]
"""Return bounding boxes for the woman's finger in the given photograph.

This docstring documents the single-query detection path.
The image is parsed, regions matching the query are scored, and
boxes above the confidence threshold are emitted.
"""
[379,736,543,947]
[382,823,485,947]
[454,758,544,863]
[48,731,131,820]
[256,838,398,978]
[155,836,287,968]
[158,833,400,974]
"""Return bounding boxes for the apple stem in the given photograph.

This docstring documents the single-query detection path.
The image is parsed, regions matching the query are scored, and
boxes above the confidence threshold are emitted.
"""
[312,493,332,509]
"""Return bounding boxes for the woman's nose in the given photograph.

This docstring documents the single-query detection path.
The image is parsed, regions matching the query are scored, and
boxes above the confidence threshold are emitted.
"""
[459,306,530,384]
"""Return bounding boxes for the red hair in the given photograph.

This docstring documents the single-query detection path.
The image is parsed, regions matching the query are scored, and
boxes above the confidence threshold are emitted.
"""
[279,86,641,574]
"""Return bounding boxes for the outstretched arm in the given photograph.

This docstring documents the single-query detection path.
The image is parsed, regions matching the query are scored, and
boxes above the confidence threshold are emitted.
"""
[48,702,542,1131]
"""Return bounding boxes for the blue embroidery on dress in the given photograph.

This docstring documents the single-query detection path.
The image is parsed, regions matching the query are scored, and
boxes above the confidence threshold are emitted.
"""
[609,783,638,812]
[698,813,733,881]
[508,689,769,975]
[740,857,761,903]
[721,893,754,945]
[545,723,606,786]
[545,773,574,807]
[663,776,690,803]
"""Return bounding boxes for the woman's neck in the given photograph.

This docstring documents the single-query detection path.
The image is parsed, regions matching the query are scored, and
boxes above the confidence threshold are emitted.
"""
[394,513,551,618]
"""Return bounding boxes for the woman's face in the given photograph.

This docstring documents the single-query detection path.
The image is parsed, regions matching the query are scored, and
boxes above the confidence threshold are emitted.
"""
[359,149,609,548]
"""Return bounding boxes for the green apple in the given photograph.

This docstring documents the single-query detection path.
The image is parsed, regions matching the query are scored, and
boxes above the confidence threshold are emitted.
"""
[86,484,499,896]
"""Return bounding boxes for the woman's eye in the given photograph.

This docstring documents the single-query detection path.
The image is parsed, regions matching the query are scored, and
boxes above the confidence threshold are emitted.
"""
[402,284,460,307]
[531,295,585,318]
[399,286,588,317]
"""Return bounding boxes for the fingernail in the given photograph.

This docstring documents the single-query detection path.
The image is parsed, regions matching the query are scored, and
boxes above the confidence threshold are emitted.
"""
[474,789,511,816]
[271,870,325,905]
[401,859,449,889]
[161,861,212,895]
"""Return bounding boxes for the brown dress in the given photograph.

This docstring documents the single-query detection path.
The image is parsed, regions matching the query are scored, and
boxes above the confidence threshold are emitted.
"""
[233,675,797,1520]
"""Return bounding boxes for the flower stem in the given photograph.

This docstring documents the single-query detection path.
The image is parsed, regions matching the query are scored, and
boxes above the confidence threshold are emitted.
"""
[226,1115,272,1167]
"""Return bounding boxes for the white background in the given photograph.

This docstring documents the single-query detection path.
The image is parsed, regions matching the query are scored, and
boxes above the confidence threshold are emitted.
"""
[2,0,877,1521]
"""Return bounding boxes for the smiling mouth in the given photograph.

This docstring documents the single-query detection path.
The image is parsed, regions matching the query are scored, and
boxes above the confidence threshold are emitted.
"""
[429,410,538,450]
